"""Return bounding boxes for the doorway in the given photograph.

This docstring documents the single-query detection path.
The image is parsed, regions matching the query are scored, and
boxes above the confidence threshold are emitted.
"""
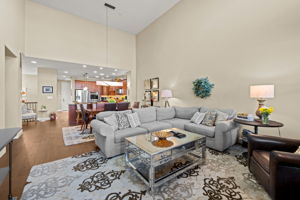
[60,81,71,111]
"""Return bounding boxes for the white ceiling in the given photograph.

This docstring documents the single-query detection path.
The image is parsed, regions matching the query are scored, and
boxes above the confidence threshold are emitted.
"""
[31,0,181,34]
[22,56,129,81]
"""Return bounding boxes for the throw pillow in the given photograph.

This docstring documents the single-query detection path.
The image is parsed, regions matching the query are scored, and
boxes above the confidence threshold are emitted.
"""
[103,114,118,131]
[201,111,217,127]
[115,113,131,130]
[295,146,300,154]
[191,112,206,125]
[126,112,141,128]
[216,111,229,122]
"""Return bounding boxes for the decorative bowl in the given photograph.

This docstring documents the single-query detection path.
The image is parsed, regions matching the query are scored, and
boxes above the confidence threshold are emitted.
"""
[152,131,174,148]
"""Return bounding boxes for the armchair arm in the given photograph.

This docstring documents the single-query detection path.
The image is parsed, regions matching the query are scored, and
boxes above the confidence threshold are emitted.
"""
[270,151,300,168]
[90,119,114,137]
[248,134,300,153]
[269,151,300,199]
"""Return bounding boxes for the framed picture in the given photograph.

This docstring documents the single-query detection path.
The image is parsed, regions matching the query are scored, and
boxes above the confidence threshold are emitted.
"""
[151,78,159,89]
[144,91,151,102]
[42,86,53,93]
[144,79,151,90]
[151,90,159,102]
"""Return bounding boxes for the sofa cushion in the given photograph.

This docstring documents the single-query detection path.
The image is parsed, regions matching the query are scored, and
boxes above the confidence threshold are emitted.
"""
[103,114,118,131]
[253,150,270,173]
[22,113,37,120]
[174,107,199,119]
[96,110,132,121]
[216,111,229,122]
[126,112,141,128]
[161,118,191,129]
[140,121,172,132]
[96,111,116,121]
[115,113,131,130]
[184,123,215,137]
[156,107,176,121]
[114,127,148,143]
[133,107,157,123]
[200,107,236,120]
[201,111,217,127]
[191,112,206,124]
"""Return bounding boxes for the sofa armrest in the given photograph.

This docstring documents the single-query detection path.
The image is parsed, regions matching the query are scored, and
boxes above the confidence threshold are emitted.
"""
[248,134,300,153]
[90,119,114,137]
[213,120,240,151]
[215,120,237,133]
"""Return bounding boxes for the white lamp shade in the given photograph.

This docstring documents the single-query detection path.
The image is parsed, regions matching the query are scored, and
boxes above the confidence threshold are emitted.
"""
[161,89,173,98]
[250,85,274,99]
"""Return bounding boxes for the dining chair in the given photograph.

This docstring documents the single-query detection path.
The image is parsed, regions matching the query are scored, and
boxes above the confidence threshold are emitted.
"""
[132,102,140,109]
[104,103,117,111]
[80,104,93,134]
[117,102,130,111]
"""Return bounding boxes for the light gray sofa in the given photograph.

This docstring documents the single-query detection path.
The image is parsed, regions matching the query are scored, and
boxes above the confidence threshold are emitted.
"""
[91,107,240,158]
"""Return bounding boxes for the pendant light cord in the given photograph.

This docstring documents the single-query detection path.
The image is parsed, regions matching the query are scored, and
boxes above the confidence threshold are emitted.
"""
[106,6,108,68]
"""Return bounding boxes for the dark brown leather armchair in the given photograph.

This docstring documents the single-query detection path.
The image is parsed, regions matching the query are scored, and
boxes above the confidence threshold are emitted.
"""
[248,134,300,200]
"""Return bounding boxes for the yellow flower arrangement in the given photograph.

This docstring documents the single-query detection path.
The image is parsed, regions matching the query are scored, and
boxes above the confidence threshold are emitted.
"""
[259,107,274,115]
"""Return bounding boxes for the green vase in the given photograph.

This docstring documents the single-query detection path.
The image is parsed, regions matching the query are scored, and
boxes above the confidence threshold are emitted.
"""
[262,115,269,124]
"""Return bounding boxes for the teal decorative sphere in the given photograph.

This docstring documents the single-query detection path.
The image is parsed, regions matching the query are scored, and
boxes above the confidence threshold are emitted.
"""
[192,77,214,98]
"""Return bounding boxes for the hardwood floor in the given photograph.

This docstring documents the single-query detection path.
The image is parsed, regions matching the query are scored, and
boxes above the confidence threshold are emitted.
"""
[0,111,97,199]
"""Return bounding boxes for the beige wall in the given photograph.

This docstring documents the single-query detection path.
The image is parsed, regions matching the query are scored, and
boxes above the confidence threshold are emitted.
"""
[25,0,137,102]
[137,0,300,139]
[37,68,58,117]
[0,0,25,128]
[22,74,38,102]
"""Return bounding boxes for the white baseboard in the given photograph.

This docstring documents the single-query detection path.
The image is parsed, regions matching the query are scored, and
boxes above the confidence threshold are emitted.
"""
[38,117,50,122]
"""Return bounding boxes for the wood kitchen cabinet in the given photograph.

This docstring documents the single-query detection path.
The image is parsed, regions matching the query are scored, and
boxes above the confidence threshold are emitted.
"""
[75,80,127,96]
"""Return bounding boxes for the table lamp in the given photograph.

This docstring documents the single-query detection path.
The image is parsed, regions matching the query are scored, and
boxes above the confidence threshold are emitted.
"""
[161,89,173,107]
[250,85,274,119]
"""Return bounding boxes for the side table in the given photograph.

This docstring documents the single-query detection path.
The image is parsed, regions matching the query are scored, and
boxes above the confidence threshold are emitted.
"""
[234,118,284,146]
[233,118,284,135]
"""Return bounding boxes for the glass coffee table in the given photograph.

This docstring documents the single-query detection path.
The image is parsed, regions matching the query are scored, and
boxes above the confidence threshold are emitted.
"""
[125,128,206,194]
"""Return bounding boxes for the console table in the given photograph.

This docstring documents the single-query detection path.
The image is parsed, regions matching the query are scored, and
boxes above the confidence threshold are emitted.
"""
[0,128,21,200]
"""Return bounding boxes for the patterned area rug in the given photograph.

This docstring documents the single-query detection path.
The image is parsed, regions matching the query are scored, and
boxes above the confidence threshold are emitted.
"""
[21,145,270,200]
[62,126,95,146]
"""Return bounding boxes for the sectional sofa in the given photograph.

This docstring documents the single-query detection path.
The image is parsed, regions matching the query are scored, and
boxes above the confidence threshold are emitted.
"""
[91,107,240,158]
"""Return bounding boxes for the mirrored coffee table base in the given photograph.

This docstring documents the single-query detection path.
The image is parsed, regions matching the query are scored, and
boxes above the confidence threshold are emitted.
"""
[124,128,206,195]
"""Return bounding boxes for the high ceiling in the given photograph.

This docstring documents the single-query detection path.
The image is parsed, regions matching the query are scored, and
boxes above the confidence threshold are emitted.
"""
[31,0,181,34]
[22,56,129,81]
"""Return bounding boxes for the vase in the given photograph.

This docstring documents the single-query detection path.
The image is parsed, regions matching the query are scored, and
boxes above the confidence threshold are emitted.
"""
[262,115,269,124]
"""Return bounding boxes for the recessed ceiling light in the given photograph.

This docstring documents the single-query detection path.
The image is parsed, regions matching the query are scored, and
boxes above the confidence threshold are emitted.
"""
[106,75,109,78]
[112,72,116,75]
[99,67,103,70]
[64,71,68,74]
[93,71,98,74]
[31,61,37,64]
[87,76,89,78]
[114,69,118,71]
[95,75,99,78]
[83,65,87,68]
[100,73,104,76]
[63,75,66,78]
